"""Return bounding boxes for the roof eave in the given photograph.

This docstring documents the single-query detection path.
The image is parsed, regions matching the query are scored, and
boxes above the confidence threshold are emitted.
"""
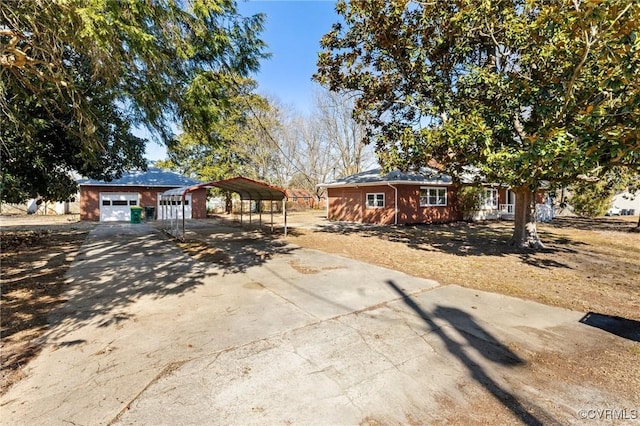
[319,180,453,189]
[78,183,200,187]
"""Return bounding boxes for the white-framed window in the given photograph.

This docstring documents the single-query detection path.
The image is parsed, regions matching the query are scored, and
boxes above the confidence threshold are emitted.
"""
[420,187,447,206]
[482,188,499,209]
[366,193,385,208]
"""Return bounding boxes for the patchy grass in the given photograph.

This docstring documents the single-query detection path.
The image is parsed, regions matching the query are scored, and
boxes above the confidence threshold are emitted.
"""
[1,225,92,395]
[288,216,640,321]
[1,212,638,401]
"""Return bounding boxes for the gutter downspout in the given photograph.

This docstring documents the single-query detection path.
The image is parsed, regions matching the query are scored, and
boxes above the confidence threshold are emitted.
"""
[387,183,398,225]
[182,192,186,241]
[324,186,329,219]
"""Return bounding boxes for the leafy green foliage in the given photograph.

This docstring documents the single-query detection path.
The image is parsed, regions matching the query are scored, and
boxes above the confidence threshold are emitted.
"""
[457,186,486,220]
[569,167,639,217]
[1,51,146,202]
[1,0,267,202]
[316,0,639,184]
[157,73,281,184]
[569,181,614,217]
[315,0,639,246]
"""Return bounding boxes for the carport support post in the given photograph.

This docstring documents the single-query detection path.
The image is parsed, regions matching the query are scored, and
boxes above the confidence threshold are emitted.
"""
[270,201,274,232]
[283,197,287,237]
[259,200,262,228]
[240,198,243,225]
[249,197,252,226]
[182,194,186,241]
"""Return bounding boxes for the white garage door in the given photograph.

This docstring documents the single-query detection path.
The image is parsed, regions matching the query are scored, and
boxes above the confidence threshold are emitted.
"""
[100,193,139,222]
[157,193,192,220]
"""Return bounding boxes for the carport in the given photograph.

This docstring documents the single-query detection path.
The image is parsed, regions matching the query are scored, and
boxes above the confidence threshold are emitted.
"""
[160,176,288,240]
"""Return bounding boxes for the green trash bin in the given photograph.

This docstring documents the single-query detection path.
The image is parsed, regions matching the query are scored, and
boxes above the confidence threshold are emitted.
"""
[130,206,143,224]
[144,206,155,221]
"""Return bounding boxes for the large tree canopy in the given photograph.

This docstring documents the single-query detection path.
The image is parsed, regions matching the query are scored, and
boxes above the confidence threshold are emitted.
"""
[1,0,267,202]
[157,73,280,183]
[315,0,639,248]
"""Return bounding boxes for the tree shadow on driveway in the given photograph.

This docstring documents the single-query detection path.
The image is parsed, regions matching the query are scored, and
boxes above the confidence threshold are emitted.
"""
[44,223,295,342]
[386,280,556,425]
[178,228,298,275]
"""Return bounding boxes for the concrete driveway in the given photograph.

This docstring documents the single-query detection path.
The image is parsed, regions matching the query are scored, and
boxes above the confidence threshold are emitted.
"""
[0,223,635,425]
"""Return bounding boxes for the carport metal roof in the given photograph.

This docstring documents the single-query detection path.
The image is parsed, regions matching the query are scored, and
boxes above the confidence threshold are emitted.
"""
[160,176,289,240]
[163,176,287,201]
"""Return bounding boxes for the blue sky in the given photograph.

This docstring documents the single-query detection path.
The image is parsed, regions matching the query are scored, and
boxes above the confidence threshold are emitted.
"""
[145,0,339,162]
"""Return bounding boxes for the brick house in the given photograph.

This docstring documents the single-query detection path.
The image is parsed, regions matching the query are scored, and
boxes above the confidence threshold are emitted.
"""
[78,168,207,221]
[320,168,551,225]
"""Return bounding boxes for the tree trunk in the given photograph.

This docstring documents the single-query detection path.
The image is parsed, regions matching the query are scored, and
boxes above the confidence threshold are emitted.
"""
[225,192,232,214]
[511,186,545,249]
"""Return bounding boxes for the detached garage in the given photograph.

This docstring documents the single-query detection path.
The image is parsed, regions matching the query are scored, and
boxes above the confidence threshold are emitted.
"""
[78,168,206,222]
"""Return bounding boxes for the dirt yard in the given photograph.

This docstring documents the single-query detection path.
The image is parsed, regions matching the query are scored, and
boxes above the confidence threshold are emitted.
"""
[1,212,639,407]
[286,212,640,322]
[0,215,95,394]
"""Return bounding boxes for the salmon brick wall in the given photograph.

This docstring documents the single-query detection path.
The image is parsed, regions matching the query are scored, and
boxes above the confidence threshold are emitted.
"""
[327,185,462,225]
[80,186,207,221]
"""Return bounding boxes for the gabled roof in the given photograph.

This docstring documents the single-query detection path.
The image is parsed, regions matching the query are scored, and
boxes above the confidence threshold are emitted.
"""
[78,168,201,187]
[320,168,453,188]
[162,176,287,201]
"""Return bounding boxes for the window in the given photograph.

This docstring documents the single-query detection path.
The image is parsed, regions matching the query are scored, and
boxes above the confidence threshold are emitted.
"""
[129,200,137,206]
[420,187,447,206]
[112,200,128,206]
[102,200,111,206]
[482,189,498,209]
[366,193,385,208]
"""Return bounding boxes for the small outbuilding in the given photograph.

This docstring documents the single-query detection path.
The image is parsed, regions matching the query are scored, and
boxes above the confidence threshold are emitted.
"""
[78,168,206,221]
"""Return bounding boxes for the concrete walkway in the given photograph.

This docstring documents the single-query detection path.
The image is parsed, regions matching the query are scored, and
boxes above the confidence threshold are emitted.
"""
[0,223,634,425]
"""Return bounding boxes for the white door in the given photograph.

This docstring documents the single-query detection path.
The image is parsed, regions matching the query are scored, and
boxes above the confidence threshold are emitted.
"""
[100,193,139,221]
[157,193,192,220]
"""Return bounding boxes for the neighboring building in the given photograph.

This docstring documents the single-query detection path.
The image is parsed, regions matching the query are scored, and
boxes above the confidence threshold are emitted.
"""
[286,188,326,209]
[320,168,550,225]
[610,191,640,215]
[78,168,206,221]
[1,198,79,215]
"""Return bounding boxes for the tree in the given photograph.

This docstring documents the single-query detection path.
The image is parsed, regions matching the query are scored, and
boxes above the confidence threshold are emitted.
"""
[157,73,283,211]
[274,89,376,204]
[158,74,268,180]
[312,88,374,177]
[569,168,635,217]
[570,182,615,217]
[279,111,335,202]
[315,0,639,248]
[1,0,267,201]
[1,51,146,202]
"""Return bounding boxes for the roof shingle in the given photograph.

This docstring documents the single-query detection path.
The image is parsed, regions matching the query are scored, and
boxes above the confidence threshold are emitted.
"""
[77,168,201,187]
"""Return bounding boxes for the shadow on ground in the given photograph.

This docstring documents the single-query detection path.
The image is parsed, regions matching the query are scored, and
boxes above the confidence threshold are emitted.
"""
[303,219,587,269]
[387,280,556,425]
[580,312,640,342]
[551,216,639,232]
[36,225,219,341]
[159,219,298,275]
